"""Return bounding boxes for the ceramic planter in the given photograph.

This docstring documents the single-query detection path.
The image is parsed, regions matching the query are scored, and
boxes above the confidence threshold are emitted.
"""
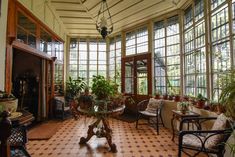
[0,98,18,113]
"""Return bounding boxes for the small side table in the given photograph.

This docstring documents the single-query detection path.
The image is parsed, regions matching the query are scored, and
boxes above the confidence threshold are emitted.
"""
[171,110,200,142]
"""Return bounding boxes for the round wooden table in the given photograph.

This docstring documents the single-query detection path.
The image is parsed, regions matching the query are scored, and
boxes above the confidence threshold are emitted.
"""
[78,105,125,153]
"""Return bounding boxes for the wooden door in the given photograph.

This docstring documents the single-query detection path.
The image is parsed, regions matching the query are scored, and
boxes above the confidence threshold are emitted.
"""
[121,53,152,113]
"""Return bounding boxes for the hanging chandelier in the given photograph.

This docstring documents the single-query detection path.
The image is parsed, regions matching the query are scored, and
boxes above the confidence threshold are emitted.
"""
[96,0,113,39]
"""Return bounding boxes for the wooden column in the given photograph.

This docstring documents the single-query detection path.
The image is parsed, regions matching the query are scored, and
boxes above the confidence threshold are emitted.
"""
[50,57,56,117]
[5,0,17,93]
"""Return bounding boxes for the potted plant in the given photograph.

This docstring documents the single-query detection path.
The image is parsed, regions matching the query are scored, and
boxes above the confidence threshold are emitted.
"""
[78,86,93,110]
[183,95,189,101]
[162,93,168,100]
[0,91,18,114]
[177,101,190,114]
[219,70,235,120]
[65,76,86,102]
[155,91,161,99]
[91,75,116,111]
[196,93,208,109]
[172,88,181,102]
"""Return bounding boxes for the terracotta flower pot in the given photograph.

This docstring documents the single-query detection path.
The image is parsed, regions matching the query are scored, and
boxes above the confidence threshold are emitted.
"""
[174,95,181,102]
[196,100,205,109]
[183,96,189,101]
[155,94,160,99]
[163,94,168,100]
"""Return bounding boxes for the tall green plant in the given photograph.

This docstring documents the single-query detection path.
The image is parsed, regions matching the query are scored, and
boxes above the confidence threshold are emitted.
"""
[66,76,86,100]
[219,70,235,120]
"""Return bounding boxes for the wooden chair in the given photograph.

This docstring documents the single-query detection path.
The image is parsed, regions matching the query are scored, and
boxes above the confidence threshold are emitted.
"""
[178,116,234,157]
[135,99,164,134]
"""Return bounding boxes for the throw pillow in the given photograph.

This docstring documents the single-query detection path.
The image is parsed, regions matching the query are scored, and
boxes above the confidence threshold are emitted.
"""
[205,113,229,149]
[145,98,162,113]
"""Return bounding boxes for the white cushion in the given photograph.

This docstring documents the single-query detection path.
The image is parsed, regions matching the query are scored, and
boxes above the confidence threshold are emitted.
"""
[145,98,162,113]
[139,110,156,116]
[205,113,229,149]
[183,134,205,148]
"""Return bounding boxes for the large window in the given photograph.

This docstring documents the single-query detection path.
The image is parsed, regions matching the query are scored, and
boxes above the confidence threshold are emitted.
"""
[154,15,181,95]
[184,0,207,97]
[125,26,148,56]
[69,38,79,79]
[68,38,107,85]
[211,0,231,100]
[109,35,122,88]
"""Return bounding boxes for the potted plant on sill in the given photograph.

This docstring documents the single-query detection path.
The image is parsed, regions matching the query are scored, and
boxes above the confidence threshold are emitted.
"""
[196,93,208,109]
[155,91,162,99]
[162,93,168,100]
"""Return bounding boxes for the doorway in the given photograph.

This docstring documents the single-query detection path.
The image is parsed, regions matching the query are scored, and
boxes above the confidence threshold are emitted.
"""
[121,53,152,113]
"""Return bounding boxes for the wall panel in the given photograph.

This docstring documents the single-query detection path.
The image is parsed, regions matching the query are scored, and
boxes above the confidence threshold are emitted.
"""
[0,0,9,90]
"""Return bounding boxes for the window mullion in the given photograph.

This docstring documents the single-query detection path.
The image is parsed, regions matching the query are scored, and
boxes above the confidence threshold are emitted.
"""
[87,38,90,86]
[228,0,234,68]
[164,19,168,93]
[205,0,212,100]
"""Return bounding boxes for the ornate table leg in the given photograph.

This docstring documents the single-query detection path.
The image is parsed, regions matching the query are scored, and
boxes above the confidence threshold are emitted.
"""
[79,119,101,144]
[102,118,117,153]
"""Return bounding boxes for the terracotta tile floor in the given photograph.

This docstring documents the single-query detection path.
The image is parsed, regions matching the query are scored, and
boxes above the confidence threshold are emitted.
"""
[26,116,198,157]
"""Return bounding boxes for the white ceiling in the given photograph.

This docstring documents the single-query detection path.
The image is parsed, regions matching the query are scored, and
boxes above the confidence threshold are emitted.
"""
[50,0,186,37]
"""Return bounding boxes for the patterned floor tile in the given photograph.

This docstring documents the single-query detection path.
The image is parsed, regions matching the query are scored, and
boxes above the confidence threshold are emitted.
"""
[27,116,204,157]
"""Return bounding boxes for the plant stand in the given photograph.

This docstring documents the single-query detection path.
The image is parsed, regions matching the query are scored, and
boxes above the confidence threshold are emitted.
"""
[78,105,125,153]
[79,117,117,152]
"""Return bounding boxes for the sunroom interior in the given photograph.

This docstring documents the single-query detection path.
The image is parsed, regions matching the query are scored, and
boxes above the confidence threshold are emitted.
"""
[0,0,235,157]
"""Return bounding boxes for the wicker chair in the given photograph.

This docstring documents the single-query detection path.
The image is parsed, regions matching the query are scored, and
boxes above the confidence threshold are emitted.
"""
[54,96,71,120]
[135,99,164,134]
[178,116,234,157]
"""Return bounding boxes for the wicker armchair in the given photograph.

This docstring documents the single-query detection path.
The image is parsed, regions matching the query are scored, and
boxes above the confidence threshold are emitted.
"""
[178,116,234,157]
[54,96,71,120]
[135,99,164,134]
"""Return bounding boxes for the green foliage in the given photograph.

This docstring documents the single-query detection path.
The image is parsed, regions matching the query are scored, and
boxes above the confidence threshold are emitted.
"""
[196,93,208,101]
[177,101,190,107]
[66,76,86,100]
[91,75,116,100]
[219,70,235,119]
[0,91,15,100]
[226,135,235,157]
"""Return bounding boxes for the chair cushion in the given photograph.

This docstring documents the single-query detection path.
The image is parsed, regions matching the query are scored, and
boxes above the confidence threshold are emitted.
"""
[139,110,156,117]
[205,113,229,149]
[183,134,204,148]
[145,98,162,113]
